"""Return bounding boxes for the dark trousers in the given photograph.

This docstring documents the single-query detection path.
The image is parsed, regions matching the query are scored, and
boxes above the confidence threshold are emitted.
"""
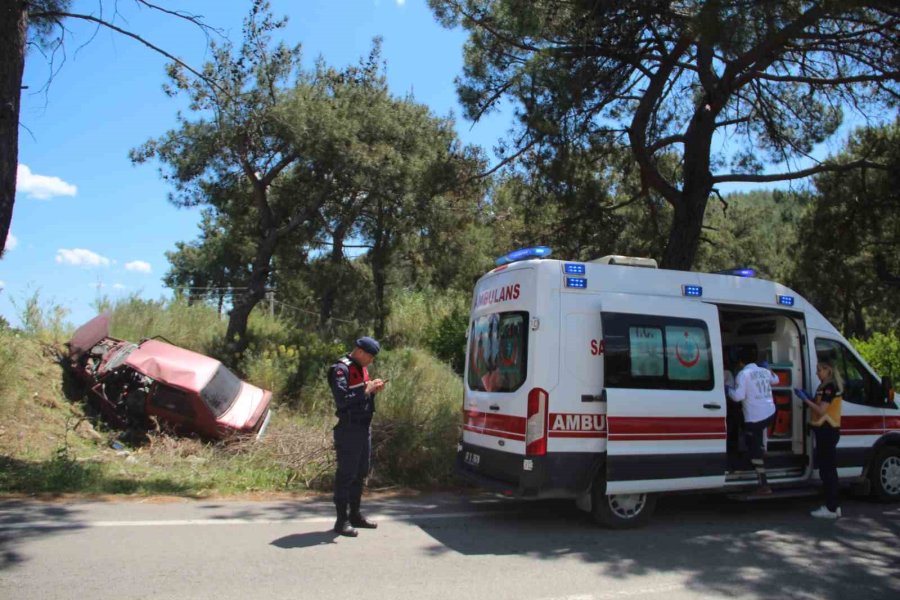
[333,421,371,506]
[814,426,841,511]
[744,413,774,462]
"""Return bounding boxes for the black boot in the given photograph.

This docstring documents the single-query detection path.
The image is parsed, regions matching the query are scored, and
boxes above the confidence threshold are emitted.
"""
[349,501,378,529]
[333,503,358,537]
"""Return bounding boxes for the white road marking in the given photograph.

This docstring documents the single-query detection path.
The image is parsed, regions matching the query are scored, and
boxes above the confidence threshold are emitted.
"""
[537,585,690,600]
[0,509,506,530]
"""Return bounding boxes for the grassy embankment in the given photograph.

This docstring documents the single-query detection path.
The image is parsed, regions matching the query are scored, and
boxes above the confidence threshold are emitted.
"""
[0,293,464,498]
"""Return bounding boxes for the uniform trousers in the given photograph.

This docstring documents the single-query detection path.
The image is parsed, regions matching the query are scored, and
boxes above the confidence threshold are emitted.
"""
[333,419,371,506]
[813,425,841,512]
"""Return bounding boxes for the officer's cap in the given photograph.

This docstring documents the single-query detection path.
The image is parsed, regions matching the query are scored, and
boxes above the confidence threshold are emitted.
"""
[355,336,381,356]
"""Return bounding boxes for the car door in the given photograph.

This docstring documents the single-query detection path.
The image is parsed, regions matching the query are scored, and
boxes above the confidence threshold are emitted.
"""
[147,382,197,432]
[601,296,726,494]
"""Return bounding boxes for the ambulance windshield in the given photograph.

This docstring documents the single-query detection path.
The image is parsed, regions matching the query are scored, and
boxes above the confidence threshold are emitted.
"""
[467,311,528,392]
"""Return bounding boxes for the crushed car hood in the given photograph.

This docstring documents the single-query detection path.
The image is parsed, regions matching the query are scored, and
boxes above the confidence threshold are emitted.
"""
[125,339,220,391]
[69,313,110,359]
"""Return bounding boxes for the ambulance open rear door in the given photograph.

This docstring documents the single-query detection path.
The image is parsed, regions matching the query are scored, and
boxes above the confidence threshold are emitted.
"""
[601,297,727,494]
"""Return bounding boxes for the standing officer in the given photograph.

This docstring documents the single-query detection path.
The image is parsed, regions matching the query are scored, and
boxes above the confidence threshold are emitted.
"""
[328,336,385,537]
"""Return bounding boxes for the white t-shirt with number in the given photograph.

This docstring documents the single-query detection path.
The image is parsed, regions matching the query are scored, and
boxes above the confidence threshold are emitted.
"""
[728,363,778,423]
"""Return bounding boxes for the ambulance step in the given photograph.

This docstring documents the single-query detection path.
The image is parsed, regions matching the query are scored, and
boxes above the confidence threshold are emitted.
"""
[727,486,818,502]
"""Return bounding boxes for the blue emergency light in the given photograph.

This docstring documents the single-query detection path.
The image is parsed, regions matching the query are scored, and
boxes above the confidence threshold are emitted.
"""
[495,246,552,266]
[564,263,586,275]
[566,277,588,289]
[682,284,703,297]
[715,267,757,277]
[777,295,795,306]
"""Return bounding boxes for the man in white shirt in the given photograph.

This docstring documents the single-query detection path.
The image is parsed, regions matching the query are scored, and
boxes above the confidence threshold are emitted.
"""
[727,346,779,495]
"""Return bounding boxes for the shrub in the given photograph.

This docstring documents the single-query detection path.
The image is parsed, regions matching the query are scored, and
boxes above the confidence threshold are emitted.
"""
[368,348,462,487]
[852,332,900,382]
[385,288,469,349]
[426,306,468,375]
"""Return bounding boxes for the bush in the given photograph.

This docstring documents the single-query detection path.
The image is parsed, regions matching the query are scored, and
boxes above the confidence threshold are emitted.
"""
[426,306,468,375]
[368,348,462,487]
[852,332,900,382]
[385,288,469,349]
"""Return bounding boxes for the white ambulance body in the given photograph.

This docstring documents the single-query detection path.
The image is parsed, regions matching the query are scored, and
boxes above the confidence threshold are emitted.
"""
[457,249,900,527]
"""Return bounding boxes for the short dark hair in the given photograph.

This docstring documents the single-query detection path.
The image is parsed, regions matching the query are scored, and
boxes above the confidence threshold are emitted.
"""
[738,345,758,365]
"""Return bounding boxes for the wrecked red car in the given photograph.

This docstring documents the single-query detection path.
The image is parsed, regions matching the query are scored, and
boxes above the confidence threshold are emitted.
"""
[67,314,272,441]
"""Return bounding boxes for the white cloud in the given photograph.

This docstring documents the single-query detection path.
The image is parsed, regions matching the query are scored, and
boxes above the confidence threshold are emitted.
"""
[17,164,77,200]
[125,260,152,273]
[0,280,5,289]
[4,232,17,251]
[89,282,126,290]
[396,0,406,5]
[56,248,111,268]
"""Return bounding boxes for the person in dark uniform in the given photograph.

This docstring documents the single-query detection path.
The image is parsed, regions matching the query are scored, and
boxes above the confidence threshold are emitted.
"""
[328,336,385,537]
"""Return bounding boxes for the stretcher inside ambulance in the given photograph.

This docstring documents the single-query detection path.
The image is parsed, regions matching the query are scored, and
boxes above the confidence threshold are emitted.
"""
[457,247,899,528]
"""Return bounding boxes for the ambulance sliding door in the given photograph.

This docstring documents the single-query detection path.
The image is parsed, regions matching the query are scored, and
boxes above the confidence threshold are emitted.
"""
[602,297,726,494]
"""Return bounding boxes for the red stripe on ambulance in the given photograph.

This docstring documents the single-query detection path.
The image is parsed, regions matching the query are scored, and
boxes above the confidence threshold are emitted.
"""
[608,416,726,440]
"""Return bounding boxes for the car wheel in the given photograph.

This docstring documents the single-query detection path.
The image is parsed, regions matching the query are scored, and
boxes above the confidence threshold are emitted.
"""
[590,476,656,529]
[870,446,900,502]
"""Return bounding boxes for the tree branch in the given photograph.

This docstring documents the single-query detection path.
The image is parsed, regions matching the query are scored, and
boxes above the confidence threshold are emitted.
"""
[712,159,887,184]
[30,10,227,97]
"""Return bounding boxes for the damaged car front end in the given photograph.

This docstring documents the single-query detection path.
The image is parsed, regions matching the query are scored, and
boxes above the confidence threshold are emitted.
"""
[68,314,272,441]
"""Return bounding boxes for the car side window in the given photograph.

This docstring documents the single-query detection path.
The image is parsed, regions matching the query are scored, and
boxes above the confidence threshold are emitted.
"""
[814,338,878,406]
[150,384,196,417]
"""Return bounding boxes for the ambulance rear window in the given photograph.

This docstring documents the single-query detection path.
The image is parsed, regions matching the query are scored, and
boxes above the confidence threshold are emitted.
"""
[467,312,528,392]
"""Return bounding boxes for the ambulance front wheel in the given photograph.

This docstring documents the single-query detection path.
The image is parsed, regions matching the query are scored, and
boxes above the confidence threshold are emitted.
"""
[590,479,656,529]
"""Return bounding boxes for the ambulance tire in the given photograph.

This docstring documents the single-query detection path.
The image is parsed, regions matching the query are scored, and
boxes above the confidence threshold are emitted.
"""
[869,446,900,502]
[590,478,656,529]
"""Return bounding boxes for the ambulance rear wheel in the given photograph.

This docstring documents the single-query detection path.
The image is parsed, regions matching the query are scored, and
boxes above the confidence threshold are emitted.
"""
[590,481,656,529]
[870,446,900,502]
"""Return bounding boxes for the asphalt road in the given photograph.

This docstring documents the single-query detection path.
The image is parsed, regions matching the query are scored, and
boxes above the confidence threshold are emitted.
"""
[1,491,899,600]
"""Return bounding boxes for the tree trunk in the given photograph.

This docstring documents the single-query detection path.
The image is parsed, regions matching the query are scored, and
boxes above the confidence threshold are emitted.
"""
[0,2,27,257]
[660,191,710,271]
[226,234,276,354]
[371,231,390,340]
[320,222,346,327]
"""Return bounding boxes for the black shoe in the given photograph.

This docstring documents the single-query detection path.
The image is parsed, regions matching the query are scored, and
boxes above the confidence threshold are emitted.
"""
[334,518,358,537]
[349,513,378,529]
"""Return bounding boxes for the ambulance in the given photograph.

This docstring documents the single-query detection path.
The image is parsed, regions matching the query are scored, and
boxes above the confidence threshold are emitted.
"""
[456,247,899,527]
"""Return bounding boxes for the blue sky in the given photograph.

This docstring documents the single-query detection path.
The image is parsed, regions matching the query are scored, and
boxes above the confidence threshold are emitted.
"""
[3,0,515,328]
[0,0,874,329]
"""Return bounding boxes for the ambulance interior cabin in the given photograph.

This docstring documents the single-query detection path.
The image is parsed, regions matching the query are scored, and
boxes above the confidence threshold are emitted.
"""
[718,307,806,478]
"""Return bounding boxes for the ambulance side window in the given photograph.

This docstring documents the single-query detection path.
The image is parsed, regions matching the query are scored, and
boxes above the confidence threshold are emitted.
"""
[467,311,528,393]
[602,313,713,391]
[815,339,879,406]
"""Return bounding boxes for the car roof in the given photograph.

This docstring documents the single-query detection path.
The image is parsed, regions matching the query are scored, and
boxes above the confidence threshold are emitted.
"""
[124,339,222,391]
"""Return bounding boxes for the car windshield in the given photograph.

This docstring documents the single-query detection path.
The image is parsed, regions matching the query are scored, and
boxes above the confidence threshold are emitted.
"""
[200,365,243,417]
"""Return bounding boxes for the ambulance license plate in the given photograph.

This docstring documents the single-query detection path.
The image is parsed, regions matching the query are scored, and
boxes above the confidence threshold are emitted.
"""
[464,451,480,467]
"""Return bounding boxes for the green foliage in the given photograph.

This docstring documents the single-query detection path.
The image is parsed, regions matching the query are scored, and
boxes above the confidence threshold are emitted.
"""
[852,333,900,383]
[0,328,19,419]
[10,289,72,343]
[694,190,806,282]
[368,348,462,487]
[429,0,898,268]
[385,288,468,349]
[426,306,469,375]
[788,120,900,338]
[101,295,226,354]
